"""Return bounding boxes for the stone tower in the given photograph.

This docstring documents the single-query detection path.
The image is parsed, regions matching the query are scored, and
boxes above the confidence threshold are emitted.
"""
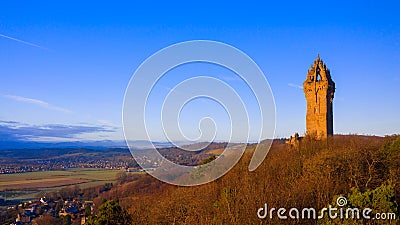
[303,55,335,139]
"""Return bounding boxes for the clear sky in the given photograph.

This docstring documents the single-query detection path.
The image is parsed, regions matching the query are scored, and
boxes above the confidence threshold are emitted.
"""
[0,1,399,142]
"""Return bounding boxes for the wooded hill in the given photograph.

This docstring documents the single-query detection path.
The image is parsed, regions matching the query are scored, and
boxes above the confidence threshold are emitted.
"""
[91,135,400,224]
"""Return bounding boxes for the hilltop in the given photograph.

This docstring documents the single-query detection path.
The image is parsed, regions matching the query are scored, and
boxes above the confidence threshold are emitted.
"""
[91,135,400,224]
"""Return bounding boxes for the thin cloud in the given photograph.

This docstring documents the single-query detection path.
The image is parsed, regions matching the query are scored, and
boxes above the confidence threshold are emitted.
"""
[0,33,51,50]
[0,120,116,141]
[288,83,303,90]
[3,94,72,113]
[0,120,19,124]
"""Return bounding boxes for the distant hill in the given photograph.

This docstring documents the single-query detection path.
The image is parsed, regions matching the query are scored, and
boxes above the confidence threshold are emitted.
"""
[0,140,126,150]
[0,140,183,150]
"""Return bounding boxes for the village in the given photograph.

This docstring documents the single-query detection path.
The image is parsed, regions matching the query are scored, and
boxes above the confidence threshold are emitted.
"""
[6,196,94,225]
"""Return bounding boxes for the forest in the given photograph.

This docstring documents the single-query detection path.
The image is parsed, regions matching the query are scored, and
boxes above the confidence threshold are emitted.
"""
[88,135,399,224]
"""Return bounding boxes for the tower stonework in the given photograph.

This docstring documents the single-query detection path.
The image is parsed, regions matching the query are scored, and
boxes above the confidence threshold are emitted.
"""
[303,55,335,139]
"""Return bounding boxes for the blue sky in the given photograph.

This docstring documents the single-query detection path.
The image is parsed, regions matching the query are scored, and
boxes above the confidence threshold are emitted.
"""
[0,1,399,142]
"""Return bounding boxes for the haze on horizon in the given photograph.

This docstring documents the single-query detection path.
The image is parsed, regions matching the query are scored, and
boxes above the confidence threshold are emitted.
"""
[0,1,399,143]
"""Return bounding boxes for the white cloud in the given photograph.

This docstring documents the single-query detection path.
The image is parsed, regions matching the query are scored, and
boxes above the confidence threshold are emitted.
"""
[288,83,303,90]
[0,33,51,50]
[3,94,72,113]
[0,120,117,142]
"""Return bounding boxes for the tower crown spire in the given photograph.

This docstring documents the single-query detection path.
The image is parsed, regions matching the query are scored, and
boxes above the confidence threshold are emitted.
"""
[306,54,333,82]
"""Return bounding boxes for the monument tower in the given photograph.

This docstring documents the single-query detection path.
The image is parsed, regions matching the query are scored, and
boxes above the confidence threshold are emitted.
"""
[303,55,335,139]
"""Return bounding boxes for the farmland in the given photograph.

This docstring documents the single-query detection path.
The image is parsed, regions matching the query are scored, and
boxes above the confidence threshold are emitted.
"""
[0,145,222,202]
[0,168,121,200]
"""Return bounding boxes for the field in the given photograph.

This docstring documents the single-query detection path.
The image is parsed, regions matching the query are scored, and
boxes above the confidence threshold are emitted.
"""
[0,168,121,200]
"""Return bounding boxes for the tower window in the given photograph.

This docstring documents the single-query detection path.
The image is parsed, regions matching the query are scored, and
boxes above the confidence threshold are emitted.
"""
[316,67,321,82]
[316,74,321,82]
